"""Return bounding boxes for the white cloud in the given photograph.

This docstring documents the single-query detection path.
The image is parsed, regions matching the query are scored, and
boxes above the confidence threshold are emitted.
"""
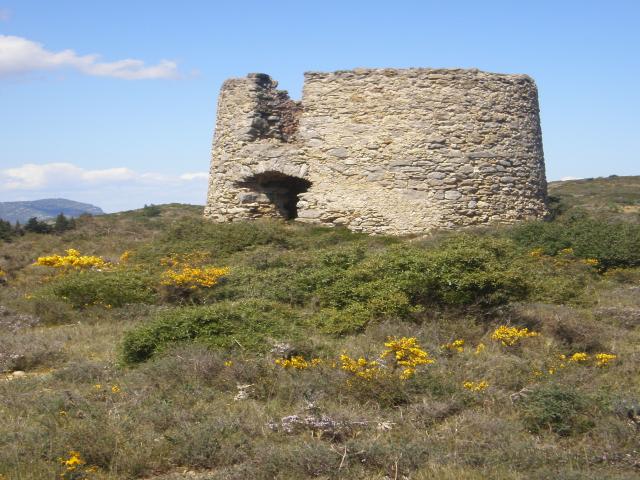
[0,35,179,79]
[0,163,208,211]
[559,176,582,181]
[0,8,10,21]
[179,172,209,181]
[1,163,136,189]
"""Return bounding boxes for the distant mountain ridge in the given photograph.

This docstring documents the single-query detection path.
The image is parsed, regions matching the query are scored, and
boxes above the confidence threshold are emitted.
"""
[0,199,104,223]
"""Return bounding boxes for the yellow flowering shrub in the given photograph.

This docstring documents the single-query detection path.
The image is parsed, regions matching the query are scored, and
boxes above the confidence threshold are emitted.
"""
[475,343,486,354]
[537,351,619,377]
[491,325,539,346]
[275,355,322,370]
[545,354,567,374]
[382,336,435,379]
[161,265,230,289]
[569,352,589,363]
[59,450,96,479]
[160,253,230,290]
[582,258,599,266]
[340,336,435,381]
[441,338,465,353]
[463,380,489,392]
[595,353,617,367]
[34,248,109,270]
[340,354,383,380]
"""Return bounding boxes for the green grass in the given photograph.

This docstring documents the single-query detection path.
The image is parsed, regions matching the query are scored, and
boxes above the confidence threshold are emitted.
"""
[1,182,639,479]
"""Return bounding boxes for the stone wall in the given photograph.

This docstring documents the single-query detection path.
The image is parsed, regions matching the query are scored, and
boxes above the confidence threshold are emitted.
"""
[204,68,548,235]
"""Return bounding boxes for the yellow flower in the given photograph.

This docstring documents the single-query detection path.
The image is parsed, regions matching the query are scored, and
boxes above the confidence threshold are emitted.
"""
[382,336,434,379]
[441,338,465,353]
[582,258,599,266]
[224,360,233,367]
[34,248,109,270]
[528,247,544,258]
[491,325,539,346]
[161,265,230,289]
[463,380,489,392]
[339,354,382,380]
[569,352,589,363]
[475,343,486,354]
[111,385,121,394]
[119,250,132,263]
[559,247,574,255]
[93,383,102,390]
[594,353,617,367]
[275,355,322,370]
[60,450,85,470]
[58,450,94,478]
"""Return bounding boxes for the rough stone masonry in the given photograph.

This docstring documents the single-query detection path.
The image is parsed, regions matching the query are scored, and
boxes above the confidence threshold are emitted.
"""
[205,68,548,235]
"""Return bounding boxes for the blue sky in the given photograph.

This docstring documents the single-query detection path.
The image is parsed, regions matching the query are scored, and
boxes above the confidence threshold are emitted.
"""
[1,0,638,212]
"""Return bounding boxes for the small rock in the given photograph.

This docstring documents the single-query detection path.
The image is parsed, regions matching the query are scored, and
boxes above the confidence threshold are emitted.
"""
[444,190,462,200]
[234,384,253,401]
[328,147,349,158]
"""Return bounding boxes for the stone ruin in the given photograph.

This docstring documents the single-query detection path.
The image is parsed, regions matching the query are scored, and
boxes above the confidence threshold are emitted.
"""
[205,68,547,235]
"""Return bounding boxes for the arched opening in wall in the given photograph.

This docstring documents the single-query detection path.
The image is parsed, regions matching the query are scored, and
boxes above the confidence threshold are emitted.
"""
[238,171,311,220]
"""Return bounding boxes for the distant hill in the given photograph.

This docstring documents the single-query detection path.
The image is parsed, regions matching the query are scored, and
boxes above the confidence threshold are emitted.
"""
[0,198,104,223]
[548,175,640,223]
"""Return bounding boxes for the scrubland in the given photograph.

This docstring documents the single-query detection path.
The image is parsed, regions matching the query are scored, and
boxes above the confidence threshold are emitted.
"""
[1,178,639,479]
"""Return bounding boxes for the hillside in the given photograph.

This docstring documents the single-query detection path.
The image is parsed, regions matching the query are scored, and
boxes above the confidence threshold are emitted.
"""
[0,198,104,223]
[0,179,639,479]
[549,175,640,223]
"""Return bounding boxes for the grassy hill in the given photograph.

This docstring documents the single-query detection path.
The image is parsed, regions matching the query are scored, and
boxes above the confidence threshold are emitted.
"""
[549,175,640,223]
[0,179,639,479]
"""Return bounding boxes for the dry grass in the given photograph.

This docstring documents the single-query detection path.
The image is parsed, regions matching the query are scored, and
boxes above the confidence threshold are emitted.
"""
[0,197,639,479]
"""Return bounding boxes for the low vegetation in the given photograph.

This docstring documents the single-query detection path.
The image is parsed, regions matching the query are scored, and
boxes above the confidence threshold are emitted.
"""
[0,180,639,479]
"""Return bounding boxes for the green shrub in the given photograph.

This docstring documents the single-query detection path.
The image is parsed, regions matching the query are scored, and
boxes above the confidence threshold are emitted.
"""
[48,268,157,308]
[511,215,640,269]
[121,299,306,364]
[148,218,290,259]
[313,236,530,333]
[142,204,162,217]
[203,235,537,336]
[519,385,595,436]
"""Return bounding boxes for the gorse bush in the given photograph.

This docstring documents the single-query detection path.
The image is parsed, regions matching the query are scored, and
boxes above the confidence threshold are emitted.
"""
[519,385,596,436]
[119,230,598,349]
[511,215,640,269]
[34,248,109,270]
[47,269,157,309]
[147,218,291,258]
[313,236,531,333]
[121,299,305,363]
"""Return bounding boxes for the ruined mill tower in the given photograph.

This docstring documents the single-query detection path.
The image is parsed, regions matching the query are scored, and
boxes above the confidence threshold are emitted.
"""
[205,68,547,235]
